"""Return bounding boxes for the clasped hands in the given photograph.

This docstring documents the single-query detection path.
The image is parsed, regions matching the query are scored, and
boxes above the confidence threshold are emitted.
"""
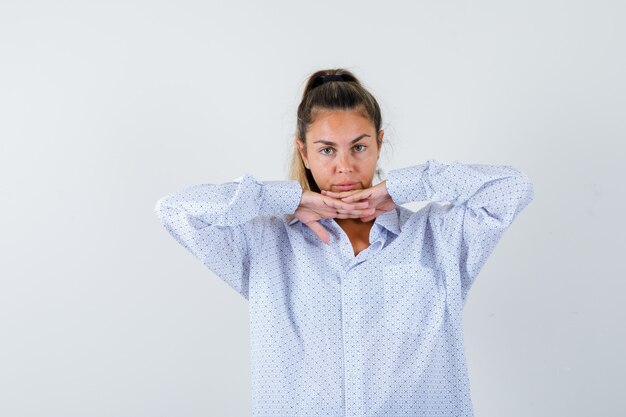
[294,180,396,244]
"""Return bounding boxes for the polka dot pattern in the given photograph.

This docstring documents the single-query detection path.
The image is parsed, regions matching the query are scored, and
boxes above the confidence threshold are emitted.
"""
[154,159,534,417]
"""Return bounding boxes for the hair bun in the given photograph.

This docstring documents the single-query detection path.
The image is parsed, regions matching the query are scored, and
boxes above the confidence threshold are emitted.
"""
[311,74,346,90]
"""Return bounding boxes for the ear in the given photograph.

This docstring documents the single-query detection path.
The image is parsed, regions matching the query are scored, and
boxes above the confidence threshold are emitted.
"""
[296,139,310,169]
[376,129,384,158]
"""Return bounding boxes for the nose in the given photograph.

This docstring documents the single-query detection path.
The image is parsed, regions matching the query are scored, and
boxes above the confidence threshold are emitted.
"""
[336,151,353,173]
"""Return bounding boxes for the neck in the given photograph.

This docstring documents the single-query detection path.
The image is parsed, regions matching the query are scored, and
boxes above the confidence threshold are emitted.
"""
[334,218,375,228]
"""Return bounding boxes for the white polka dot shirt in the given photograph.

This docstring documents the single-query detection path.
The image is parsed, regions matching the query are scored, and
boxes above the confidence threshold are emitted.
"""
[154,159,534,417]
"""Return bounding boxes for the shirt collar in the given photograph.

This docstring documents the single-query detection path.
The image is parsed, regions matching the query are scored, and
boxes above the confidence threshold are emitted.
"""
[287,207,401,236]
[373,207,401,236]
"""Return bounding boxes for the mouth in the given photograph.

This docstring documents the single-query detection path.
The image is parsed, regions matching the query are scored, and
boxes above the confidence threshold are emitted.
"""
[334,183,359,191]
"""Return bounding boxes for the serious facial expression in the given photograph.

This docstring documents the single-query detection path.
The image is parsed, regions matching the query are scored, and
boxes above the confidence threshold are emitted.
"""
[297,108,384,192]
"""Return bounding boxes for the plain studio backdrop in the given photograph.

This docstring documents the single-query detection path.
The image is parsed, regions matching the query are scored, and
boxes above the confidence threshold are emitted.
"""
[1,1,624,416]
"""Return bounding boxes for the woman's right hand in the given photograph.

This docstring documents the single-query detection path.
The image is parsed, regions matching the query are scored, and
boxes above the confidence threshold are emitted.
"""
[294,190,375,244]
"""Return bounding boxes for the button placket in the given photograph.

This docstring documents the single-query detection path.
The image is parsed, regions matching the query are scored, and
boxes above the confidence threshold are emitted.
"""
[340,266,365,416]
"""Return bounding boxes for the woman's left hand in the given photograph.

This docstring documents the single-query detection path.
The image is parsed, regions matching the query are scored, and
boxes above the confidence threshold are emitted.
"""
[321,180,396,222]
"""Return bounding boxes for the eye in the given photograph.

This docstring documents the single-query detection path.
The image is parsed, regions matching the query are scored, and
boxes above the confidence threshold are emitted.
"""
[320,147,334,155]
[353,144,366,152]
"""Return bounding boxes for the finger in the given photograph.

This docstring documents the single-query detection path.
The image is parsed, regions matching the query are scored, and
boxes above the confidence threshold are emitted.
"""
[321,189,352,198]
[340,191,372,203]
[324,198,369,211]
[322,190,354,200]
[306,221,330,244]
[327,198,369,210]
[360,208,385,222]
[322,188,369,202]
[322,189,359,199]
[336,207,376,217]
[360,214,377,222]
[337,201,370,211]
[320,208,369,220]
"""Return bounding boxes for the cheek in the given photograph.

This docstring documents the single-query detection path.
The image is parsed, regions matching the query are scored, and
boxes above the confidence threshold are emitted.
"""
[359,153,378,167]
[313,162,335,182]
[316,164,333,178]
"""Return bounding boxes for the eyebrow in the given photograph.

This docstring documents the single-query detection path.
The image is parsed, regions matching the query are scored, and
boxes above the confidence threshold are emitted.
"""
[312,134,370,146]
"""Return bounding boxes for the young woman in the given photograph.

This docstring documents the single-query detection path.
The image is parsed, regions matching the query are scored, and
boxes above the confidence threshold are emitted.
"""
[154,68,534,417]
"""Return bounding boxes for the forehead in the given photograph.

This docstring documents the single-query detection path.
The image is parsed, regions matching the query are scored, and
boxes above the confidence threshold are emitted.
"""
[308,108,375,137]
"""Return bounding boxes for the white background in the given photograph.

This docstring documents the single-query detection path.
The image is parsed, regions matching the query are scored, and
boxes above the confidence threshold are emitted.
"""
[1,1,624,416]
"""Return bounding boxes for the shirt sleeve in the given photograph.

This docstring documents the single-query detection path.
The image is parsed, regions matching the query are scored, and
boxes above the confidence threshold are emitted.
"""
[385,159,534,299]
[153,173,303,299]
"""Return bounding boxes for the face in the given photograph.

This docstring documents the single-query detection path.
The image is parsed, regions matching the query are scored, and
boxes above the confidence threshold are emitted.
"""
[297,108,384,192]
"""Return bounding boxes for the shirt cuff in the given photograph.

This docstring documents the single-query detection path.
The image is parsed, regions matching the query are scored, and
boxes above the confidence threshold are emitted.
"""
[385,161,432,206]
[258,179,303,216]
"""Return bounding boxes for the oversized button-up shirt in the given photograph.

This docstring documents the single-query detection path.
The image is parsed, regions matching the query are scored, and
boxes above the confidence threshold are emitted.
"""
[153,159,534,417]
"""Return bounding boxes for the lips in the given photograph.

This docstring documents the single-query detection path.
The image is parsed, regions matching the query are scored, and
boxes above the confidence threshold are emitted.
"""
[334,183,358,191]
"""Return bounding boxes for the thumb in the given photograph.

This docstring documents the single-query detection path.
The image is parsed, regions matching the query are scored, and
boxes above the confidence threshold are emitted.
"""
[306,220,330,244]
